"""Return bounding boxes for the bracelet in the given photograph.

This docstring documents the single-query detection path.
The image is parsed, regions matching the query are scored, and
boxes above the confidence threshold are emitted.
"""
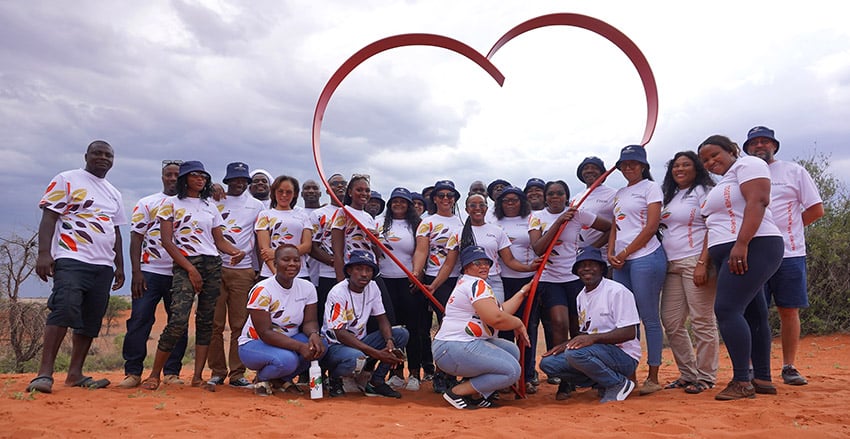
[697,260,705,265]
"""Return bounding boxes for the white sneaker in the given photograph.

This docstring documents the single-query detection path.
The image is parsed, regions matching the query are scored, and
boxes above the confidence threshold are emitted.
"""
[387,376,406,390]
[405,377,420,391]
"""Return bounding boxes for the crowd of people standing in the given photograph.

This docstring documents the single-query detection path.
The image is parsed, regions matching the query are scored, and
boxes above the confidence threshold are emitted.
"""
[27,124,822,407]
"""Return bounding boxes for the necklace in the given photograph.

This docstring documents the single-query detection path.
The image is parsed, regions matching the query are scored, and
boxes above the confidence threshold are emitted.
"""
[347,284,367,327]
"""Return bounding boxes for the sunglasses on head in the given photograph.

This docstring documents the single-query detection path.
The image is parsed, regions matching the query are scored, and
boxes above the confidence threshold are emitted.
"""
[162,160,183,168]
[351,173,370,183]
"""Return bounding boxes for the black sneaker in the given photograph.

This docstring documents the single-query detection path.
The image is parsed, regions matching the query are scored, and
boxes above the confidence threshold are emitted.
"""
[328,377,345,397]
[443,388,477,410]
[781,365,808,385]
[432,373,448,394]
[364,382,401,398]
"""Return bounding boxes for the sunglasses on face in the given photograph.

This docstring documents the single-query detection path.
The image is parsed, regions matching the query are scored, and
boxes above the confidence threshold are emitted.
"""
[329,180,347,187]
[470,260,491,267]
[188,171,208,179]
[162,160,183,168]
[435,192,456,200]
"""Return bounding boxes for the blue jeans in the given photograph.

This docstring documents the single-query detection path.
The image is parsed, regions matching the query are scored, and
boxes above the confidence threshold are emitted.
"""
[613,245,666,366]
[122,271,187,376]
[432,337,521,398]
[323,327,409,381]
[539,344,637,389]
[238,333,328,382]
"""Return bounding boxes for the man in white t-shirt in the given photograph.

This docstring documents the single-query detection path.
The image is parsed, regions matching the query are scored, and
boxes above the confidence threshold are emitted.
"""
[310,173,347,323]
[249,169,273,209]
[743,126,824,386]
[321,250,409,398]
[118,160,188,389]
[301,179,323,286]
[28,141,127,394]
[573,157,616,252]
[539,246,640,403]
[208,162,265,388]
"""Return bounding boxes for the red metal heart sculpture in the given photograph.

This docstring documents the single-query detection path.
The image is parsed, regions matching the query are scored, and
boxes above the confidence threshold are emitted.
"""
[311,13,659,398]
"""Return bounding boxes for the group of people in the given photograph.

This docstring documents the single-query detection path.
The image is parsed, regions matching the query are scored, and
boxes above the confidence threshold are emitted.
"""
[27,124,822,407]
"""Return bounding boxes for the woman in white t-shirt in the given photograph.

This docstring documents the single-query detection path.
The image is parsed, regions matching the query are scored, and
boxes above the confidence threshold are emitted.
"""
[432,246,530,409]
[143,161,245,390]
[377,187,425,391]
[238,245,327,396]
[698,135,783,401]
[659,151,719,394]
[256,175,313,281]
[608,145,667,395]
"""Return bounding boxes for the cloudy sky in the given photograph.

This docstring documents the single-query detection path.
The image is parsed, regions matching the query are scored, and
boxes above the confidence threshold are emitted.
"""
[3,1,848,295]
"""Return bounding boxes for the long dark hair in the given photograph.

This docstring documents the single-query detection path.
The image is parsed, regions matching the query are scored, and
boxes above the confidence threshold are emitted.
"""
[176,174,212,200]
[494,191,531,220]
[270,175,300,209]
[382,197,421,238]
[662,151,715,205]
[460,194,487,251]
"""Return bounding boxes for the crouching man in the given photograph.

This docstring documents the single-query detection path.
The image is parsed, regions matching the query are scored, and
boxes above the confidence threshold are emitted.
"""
[322,250,409,398]
[539,246,641,403]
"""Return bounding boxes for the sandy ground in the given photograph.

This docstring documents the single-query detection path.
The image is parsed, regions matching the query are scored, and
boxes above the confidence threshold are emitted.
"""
[2,307,849,439]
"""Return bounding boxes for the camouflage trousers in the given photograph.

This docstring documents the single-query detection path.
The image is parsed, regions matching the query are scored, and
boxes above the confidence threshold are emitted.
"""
[157,255,222,352]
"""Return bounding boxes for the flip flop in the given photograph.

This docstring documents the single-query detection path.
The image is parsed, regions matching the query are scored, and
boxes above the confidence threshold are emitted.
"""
[72,376,110,389]
[141,377,160,390]
[26,376,54,393]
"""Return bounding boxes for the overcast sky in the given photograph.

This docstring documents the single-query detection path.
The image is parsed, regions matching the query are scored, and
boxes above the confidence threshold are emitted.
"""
[3,1,849,296]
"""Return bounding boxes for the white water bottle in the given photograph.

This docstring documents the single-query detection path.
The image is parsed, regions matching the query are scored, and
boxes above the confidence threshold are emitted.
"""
[309,360,323,399]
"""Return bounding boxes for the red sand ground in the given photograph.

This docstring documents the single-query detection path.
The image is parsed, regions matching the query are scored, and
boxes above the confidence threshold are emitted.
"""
[2,307,849,439]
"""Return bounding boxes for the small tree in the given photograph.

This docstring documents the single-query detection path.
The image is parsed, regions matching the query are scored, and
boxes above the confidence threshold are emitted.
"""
[103,295,131,336]
[0,231,48,372]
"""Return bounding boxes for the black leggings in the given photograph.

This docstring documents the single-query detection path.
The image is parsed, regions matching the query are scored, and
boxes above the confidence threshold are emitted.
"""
[709,236,783,382]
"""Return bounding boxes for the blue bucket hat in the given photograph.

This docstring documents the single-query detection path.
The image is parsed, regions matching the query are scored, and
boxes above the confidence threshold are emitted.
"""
[223,162,251,183]
[523,178,545,193]
[487,179,512,200]
[615,145,649,169]
[460,245,493,268]
[571,246,608,276]
[178,160,210,179]
[497,186,527,204]
[431,180,461,201]
[389,187,412,203]
[576,156,606,183]
[369,191,385,215]
[344,250,380,279]
[411,191,425,205]
[742,126,780,154]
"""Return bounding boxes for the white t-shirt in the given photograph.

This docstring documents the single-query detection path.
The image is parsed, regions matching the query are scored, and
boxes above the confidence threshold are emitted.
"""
[768,160,822,257]
[217,192,264,270]
[331,207,380,263]
[468,223,512,277]
[302,206,320,285]
[311,204,340,278]
[157,196,224,257]
[434,274,498,342]
[255,207,312,278]
[238,277,318,345]
[322,279,385,343]
[660,185,709,261]
[612,179,663,260]
[529,208,597,283]
[39,169,127,267]
[703,156,782,247]
[494,215,535,279]
[416,214,463,277]
[378,218,417,279]
[130,192,173,276]
[578,278,642,361]
[573,184,616,253]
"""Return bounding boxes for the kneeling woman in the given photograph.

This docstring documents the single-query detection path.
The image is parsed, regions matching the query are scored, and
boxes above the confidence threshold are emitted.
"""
[238,244,327,396]
[432,246,531,409]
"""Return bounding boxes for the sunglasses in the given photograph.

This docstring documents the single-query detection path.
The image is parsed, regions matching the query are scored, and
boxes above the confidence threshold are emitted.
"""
[435,192,456,200]
[470,260,491,267]
[162,160,183,168]
[187,171,208,179]
[351,173,371,183]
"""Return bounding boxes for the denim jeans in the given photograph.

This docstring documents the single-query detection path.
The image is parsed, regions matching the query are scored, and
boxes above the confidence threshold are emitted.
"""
[613,245,666,366]
[122,271,187,376]
[539,343,637,389]
[432,337,521,398]
[322,327,409,381]
[238,333,328,382]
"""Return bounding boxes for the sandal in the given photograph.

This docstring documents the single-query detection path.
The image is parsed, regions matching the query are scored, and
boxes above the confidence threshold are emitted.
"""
[141,377,160,391]
[26,376,54,394]
[664,379,693,390]
[684,381,714,394]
